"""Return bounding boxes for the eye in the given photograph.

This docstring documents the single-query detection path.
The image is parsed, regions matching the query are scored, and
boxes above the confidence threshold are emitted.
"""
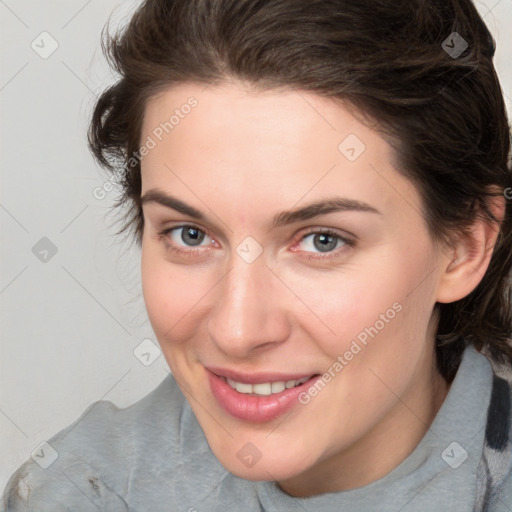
[158,224,214,256]
[157,224,355,261]
[294,229,355,260]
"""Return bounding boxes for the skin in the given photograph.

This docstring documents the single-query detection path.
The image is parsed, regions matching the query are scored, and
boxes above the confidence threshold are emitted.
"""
[139,80,503,497]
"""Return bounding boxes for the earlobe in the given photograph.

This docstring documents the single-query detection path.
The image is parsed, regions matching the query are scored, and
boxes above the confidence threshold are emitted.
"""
[435,193,506,304]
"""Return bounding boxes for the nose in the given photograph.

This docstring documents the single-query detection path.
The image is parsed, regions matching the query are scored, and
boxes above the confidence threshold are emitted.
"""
[207,252,291,358]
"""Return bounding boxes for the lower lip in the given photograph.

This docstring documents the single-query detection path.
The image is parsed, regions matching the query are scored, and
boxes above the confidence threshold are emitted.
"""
[207,371,320,423]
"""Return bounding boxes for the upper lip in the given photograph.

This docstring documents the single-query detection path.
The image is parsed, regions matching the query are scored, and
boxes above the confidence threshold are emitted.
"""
[206,366,318,384]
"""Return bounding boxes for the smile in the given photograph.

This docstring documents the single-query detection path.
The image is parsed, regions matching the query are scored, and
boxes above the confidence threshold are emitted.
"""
[223,376,311,396]
[207,369,321,422]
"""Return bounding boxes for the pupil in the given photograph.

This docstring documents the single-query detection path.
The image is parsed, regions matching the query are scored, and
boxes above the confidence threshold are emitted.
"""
[183,227,205,246]
[314,233,337,252]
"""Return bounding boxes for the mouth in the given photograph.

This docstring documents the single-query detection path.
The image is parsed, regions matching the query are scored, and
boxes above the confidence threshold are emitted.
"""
[220,375,312,396]
[206,369,321,423]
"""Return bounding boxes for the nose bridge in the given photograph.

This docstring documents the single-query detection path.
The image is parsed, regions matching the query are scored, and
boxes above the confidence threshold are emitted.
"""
[207,250,288,355]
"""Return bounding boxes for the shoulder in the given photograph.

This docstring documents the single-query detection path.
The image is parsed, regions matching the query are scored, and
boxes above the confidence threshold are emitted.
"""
[480,350,512,511]
[2,374,185,511]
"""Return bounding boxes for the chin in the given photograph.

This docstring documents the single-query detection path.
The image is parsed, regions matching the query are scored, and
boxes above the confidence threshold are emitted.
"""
[210,443,313,483]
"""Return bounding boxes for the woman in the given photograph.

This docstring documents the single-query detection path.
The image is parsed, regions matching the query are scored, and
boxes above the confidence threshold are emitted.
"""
[3,0,512,510]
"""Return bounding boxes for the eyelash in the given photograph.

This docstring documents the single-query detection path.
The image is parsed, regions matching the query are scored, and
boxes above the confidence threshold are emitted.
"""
[157,224,355,261]
[294,228,355,261]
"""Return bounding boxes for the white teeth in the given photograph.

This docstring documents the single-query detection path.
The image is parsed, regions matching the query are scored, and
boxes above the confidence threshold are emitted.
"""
[227,378,252,394]
[225,376,312,396]
[271,381,286,393]
[252,383,272,396]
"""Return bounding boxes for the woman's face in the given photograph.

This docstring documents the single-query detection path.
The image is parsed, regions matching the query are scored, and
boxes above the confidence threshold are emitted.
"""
[140,81,452,494]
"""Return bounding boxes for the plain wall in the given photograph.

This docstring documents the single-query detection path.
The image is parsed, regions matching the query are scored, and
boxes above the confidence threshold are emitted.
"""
[1,0,511,495]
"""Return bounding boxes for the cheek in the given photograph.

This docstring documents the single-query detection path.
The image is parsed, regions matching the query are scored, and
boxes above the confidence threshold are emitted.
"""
[288,245,437,360]
[140,246,209,345]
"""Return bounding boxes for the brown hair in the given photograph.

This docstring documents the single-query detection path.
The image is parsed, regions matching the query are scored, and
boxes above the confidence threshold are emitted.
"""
[88,0,512,380]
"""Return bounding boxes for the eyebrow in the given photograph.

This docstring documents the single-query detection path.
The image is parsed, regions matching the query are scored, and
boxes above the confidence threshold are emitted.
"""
[140,188,381,229]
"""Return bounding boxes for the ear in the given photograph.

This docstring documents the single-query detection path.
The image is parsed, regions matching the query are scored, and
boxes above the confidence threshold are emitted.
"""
[435,192,506,304]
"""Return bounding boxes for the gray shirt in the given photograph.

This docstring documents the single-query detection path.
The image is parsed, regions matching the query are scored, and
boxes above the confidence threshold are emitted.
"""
[3,346,512,511]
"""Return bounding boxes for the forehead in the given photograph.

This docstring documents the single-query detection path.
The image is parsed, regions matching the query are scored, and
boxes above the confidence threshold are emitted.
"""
[142,81,389,152]
[139,81,421,224]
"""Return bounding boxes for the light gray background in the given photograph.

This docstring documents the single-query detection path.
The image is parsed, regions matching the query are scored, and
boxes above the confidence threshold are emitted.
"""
[1,0,511,494]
